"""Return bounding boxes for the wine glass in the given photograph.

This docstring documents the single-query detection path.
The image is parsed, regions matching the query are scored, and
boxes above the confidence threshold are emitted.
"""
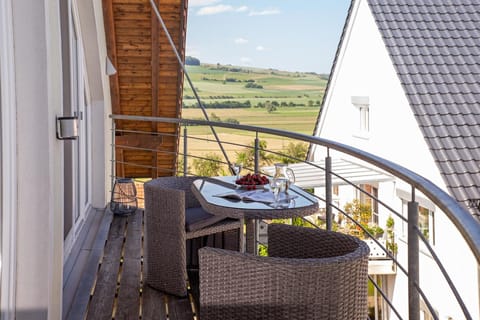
[231,163,242,180]
[270,178,286,203]
[270,178,279,202]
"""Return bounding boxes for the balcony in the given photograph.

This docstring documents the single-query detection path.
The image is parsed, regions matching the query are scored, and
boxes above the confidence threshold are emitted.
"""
[63,115,480,320]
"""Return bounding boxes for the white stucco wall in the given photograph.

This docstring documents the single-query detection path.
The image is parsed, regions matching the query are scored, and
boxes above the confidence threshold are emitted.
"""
[2,0,112,318]
[12,0,64,318]
[313,0,479,318]
[315,0,445,190]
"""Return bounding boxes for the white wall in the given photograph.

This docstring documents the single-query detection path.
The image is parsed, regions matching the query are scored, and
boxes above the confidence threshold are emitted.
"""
[12,0,64,318]
[314,0,445,190]
[4,0,112,318]
[313,0,479,318]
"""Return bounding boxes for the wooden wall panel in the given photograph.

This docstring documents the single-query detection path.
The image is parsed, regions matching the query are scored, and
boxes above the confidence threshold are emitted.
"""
[105,0,186,178]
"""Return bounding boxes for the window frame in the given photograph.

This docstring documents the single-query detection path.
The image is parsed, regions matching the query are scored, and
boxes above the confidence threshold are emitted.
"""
[351,96,370,138]
[0,0,18,317]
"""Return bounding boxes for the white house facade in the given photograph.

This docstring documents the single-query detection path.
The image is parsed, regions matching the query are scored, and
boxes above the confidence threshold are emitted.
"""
[0,0,112,318]
[311,0,480,319]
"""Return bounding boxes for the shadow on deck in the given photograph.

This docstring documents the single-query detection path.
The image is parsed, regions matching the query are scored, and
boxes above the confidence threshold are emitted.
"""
[63,208,198,320]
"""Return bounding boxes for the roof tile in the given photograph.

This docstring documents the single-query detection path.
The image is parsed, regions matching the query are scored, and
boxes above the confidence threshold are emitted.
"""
[367,0,480,213]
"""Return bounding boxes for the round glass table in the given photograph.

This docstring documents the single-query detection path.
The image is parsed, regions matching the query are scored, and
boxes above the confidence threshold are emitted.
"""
[191,176,319,253]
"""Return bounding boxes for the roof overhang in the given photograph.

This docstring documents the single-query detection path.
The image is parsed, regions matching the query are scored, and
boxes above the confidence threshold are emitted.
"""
[263,158,394,189]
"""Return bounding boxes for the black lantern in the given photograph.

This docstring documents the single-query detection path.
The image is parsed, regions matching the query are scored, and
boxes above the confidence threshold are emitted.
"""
[110,178,138,215]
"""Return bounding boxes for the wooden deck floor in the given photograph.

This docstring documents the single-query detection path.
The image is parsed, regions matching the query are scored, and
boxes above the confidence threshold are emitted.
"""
[77,209,199,320]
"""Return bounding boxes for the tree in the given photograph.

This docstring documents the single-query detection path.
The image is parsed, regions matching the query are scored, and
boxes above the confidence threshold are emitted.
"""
[265,101,277,113]
[235,139,275,169]
[278,142,308,164]
[192,153,226,176]
[176,156,187,176]
[185,56,200,66]
[209,112,221,122]
[245,82,263,89]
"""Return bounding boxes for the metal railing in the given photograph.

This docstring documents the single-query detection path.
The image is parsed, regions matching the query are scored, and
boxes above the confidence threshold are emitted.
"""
[110,114,480,320]
[111,2,480,319]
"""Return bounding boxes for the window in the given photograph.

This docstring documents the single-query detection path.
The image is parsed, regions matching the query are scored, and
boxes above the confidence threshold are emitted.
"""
[420,298,438,320]
[419,205,435,244]
[359,104,369,131]
[401,199,408,237]
[400,199,435,245]
[351,96,370,135]
[358,184,378,224]
[368,275,390,320]
[333,185,339,196]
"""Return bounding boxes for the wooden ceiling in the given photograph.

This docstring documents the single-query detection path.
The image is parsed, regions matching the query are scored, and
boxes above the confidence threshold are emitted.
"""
[103,0,187,178]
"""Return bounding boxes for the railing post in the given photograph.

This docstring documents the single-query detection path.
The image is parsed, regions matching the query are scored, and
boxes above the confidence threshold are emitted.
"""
[408,188,420,320]
[183,126,188,176]
[325,152,332,231]
[254,132,259,174]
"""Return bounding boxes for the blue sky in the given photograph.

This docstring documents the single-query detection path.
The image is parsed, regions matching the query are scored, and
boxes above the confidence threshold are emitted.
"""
[185,0,351,74]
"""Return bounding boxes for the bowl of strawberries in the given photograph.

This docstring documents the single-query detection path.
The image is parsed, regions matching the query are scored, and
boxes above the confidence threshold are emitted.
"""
[235,173,270,190]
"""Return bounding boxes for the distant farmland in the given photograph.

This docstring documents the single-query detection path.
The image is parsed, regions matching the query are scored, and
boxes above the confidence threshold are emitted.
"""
[181,63,328,162]
[183,63,327,110]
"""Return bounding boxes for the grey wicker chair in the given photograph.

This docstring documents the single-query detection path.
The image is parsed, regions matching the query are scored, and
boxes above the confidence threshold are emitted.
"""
[144,176,242,297]
[199,223,370,320]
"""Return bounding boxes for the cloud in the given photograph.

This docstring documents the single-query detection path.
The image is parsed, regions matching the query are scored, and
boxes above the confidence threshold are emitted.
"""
[240,57,252,64]
[186,45,200,57]
[256,45,265,51]
[189,0,221,7]
[235,37,248,44]
[248,9,281,16]
[197,4,234,15]
[236,6,248,12]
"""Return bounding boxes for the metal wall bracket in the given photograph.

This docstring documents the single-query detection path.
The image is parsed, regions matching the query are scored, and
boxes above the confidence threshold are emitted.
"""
[56,116,79,140]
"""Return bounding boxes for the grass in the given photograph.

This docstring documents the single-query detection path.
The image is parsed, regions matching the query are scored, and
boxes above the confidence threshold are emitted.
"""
[182,107,319,135]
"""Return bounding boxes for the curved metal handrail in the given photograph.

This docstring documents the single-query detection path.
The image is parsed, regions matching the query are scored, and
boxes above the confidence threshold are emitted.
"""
[111,114,480,264]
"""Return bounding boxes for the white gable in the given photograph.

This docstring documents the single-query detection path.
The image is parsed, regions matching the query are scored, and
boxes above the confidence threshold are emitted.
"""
[313,0,446,192]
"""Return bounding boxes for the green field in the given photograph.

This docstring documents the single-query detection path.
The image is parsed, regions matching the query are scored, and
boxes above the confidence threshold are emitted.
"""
[181,63,326,161]
[183,63,327,108]
[182,107,319,135]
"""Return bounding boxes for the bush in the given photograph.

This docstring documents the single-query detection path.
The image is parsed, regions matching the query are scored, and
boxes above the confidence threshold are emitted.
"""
[245,82,263,89]
[224,118,240,125]
[192,153,225,176]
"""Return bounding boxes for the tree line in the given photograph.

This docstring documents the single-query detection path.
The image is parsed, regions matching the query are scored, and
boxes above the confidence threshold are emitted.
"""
[183,99,321,109]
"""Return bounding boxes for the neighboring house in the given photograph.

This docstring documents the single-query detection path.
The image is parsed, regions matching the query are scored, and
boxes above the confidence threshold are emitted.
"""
[310,0,480,319]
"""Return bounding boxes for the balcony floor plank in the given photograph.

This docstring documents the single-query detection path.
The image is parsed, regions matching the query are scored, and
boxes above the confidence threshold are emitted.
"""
[78,209,196,320]
[86,217,127,320]
[115,213,142,318]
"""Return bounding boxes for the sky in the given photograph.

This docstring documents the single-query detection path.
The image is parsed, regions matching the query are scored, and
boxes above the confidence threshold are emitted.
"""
[185,0,351,74]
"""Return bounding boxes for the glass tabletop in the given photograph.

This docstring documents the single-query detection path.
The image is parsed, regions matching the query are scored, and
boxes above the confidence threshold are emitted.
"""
[192,176,319,219]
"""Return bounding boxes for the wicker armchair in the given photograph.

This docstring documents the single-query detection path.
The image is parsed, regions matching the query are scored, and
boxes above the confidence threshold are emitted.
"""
[144,176,242,297]
[199,223,370,320]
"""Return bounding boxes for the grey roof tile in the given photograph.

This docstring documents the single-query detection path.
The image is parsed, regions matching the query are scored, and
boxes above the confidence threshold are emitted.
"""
[367,0,480,215]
